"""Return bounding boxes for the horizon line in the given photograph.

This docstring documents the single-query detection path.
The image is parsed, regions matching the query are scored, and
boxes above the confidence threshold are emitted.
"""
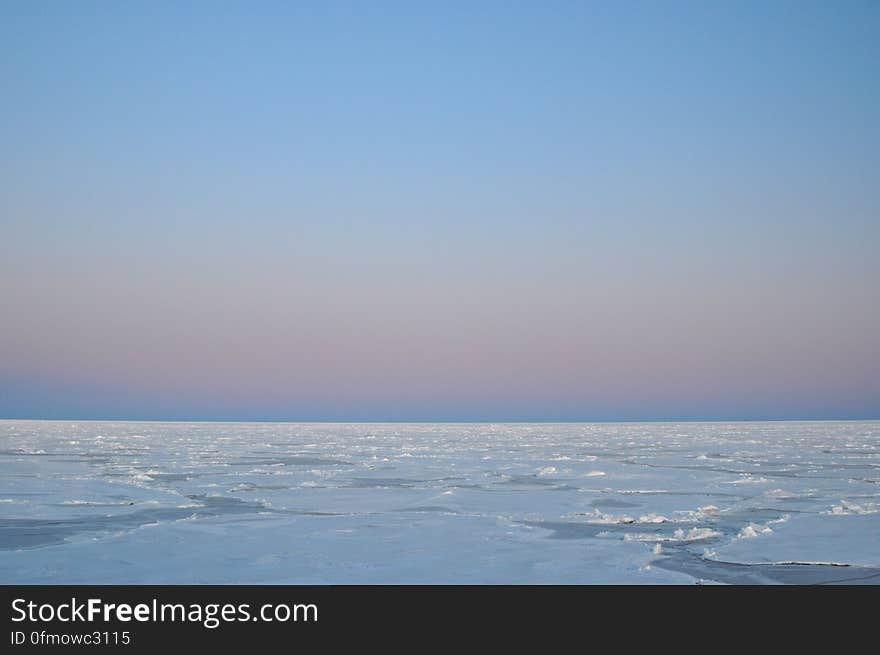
[2,416,878,424]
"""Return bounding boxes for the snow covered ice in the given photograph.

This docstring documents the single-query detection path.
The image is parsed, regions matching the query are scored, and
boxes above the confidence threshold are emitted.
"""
[1,420,878,584]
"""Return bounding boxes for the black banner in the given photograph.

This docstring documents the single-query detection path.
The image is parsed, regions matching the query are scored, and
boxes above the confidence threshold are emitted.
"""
[3,585,876,651]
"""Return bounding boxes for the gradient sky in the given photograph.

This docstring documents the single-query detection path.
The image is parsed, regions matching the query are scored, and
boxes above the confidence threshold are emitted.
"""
[1,1,878,421]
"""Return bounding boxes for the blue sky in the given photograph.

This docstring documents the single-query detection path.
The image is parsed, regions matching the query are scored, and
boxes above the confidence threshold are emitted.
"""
[1,1,878,420]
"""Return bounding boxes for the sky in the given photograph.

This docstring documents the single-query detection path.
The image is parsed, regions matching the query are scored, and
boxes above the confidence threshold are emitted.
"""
[1,1,878,421]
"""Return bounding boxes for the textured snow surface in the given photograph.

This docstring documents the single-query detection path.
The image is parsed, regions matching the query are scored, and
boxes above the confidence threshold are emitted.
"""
[1,420,878,584]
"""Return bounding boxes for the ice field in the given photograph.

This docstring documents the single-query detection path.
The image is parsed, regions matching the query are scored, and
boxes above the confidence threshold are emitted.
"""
[1,420,878,584]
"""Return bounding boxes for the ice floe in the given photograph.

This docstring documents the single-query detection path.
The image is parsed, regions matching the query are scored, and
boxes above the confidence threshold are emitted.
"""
[1,419,878,583]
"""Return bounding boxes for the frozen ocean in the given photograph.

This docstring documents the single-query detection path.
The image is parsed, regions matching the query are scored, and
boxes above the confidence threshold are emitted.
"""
[1,420,878,584]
